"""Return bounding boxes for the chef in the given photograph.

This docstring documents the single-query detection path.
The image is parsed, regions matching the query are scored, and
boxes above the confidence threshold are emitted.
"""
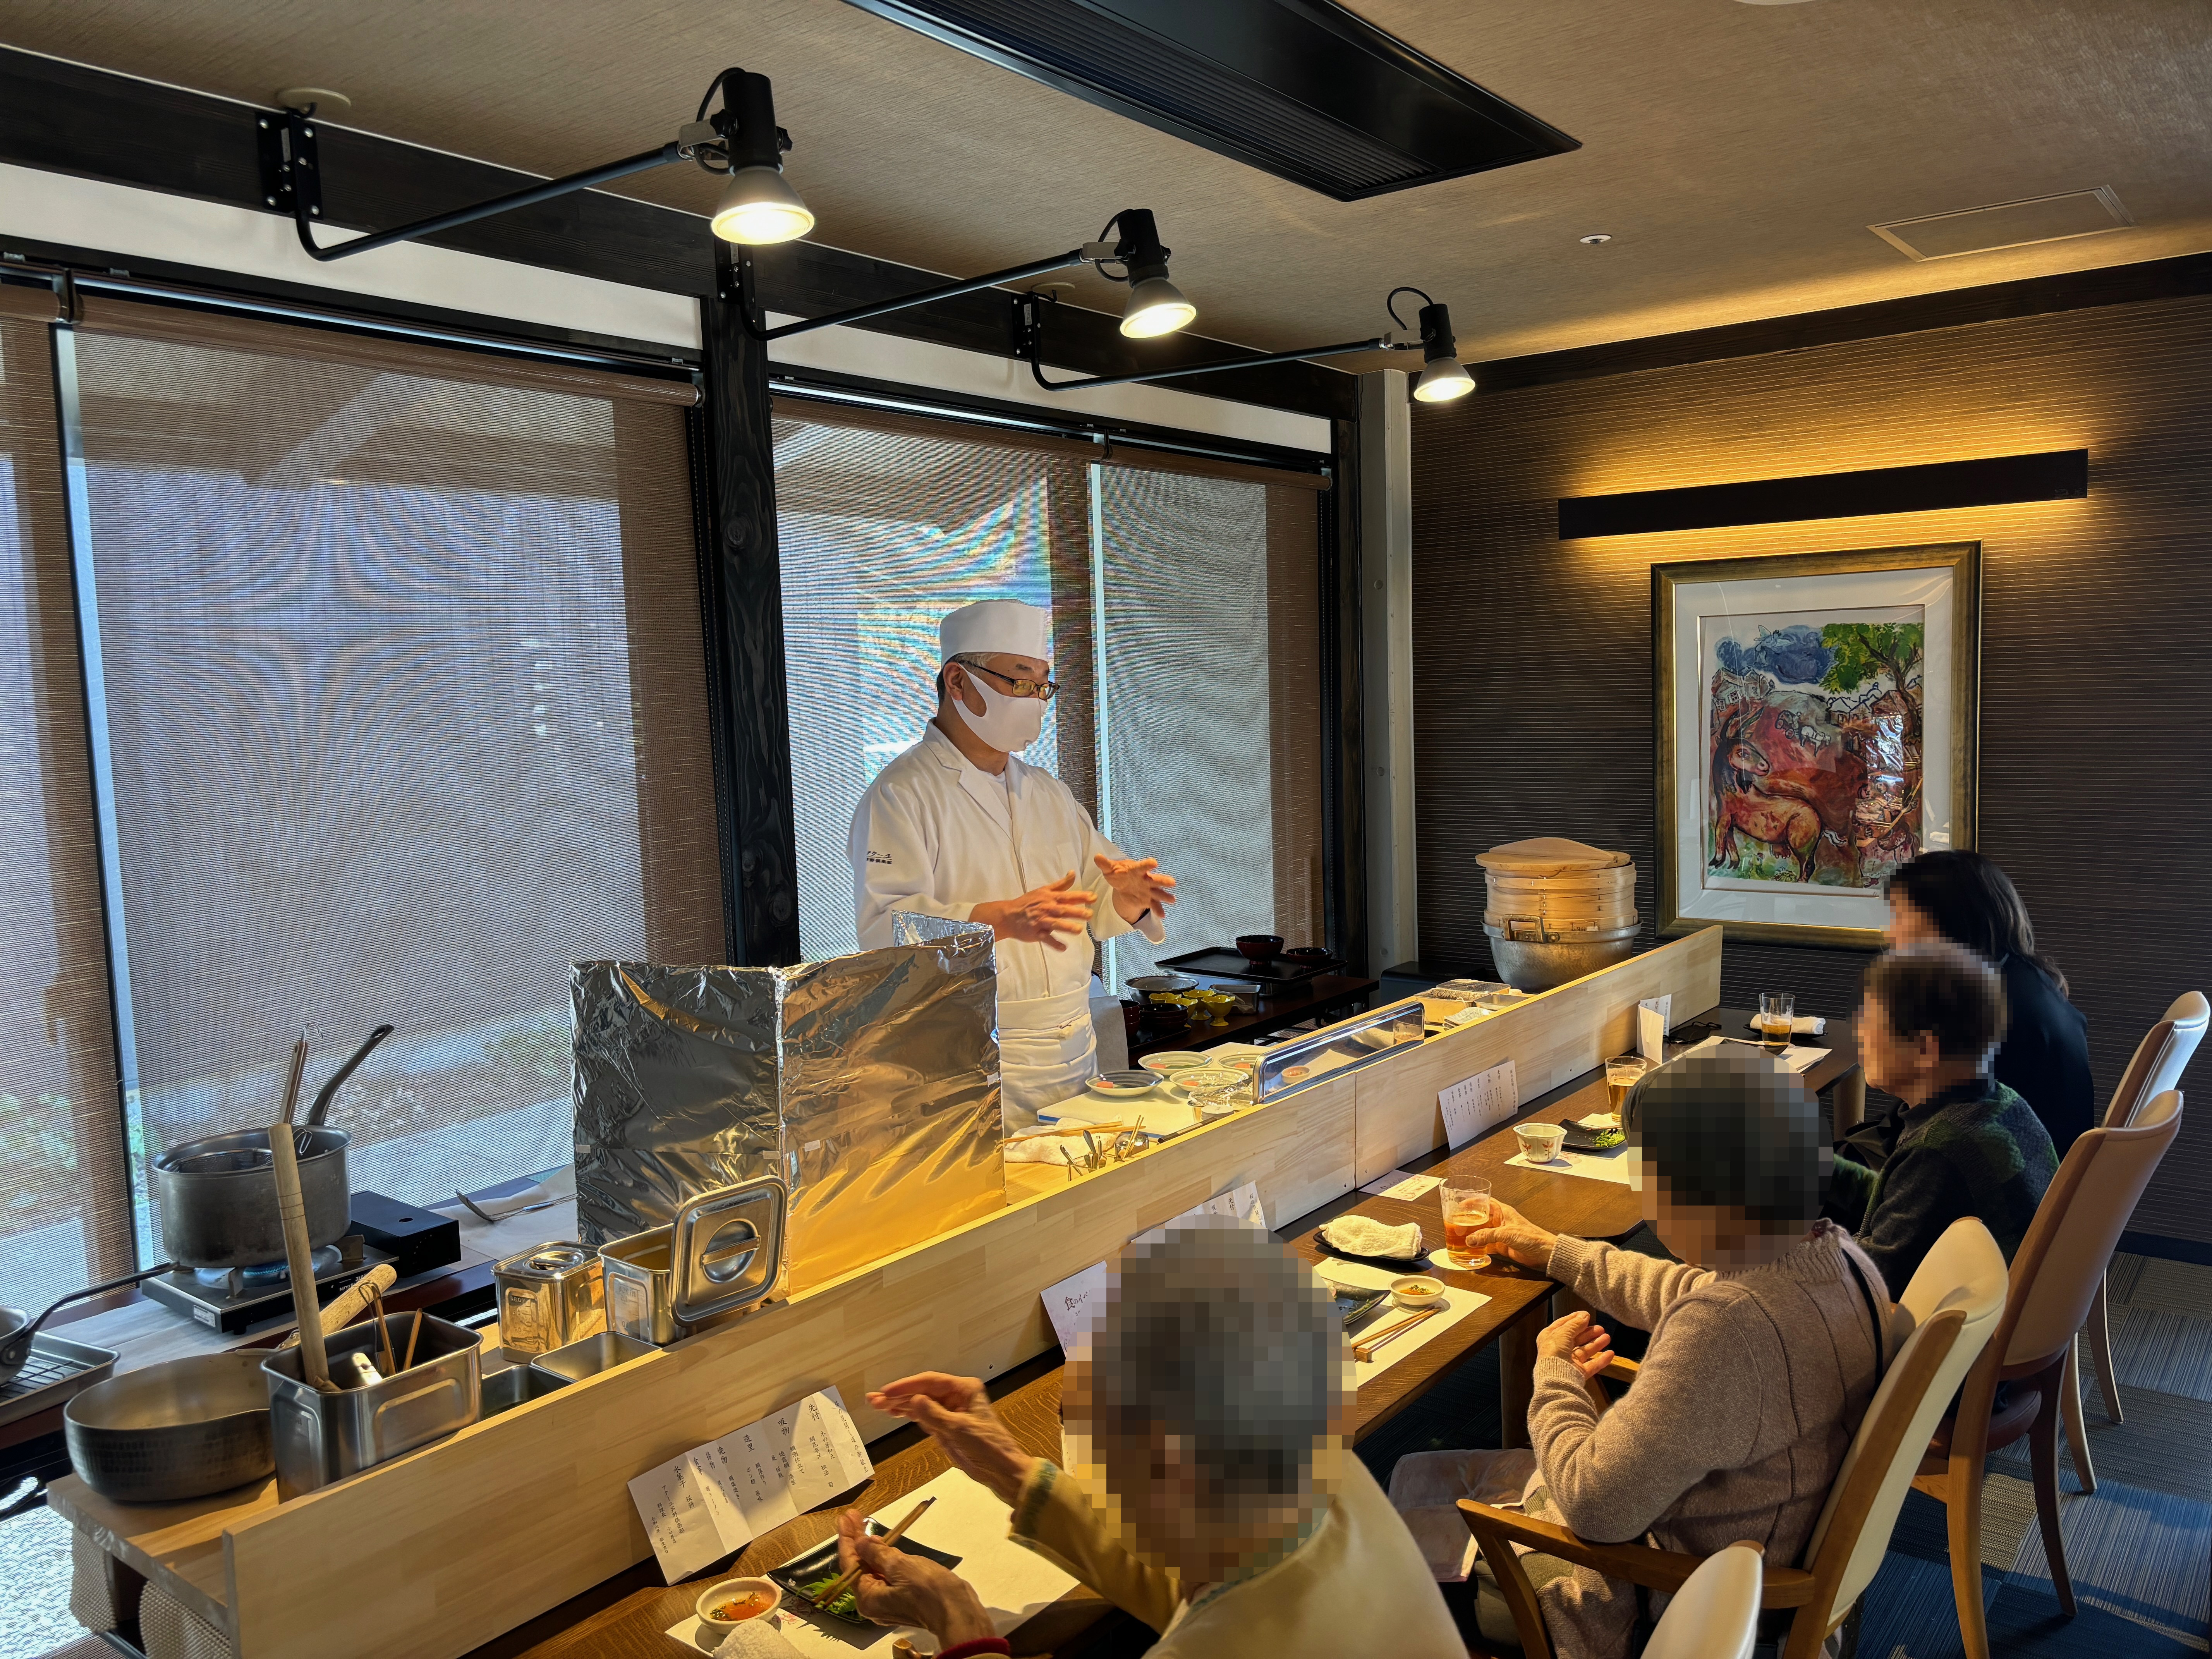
[848,598,1177,1126]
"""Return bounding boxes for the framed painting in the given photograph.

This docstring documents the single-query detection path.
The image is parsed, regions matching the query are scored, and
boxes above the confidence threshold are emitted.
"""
[1654,543,1980,949]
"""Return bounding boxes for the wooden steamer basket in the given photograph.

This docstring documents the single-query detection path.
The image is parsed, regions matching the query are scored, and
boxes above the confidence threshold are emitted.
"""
[1479,838,1639,991]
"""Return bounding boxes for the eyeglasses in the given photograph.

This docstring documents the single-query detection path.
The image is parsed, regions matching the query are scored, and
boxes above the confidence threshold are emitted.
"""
[953,656,1060,702]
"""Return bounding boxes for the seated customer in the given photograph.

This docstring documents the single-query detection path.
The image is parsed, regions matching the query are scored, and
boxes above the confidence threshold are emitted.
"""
[838,1213,1463,1659]
[1829,940,2058,1297]
[1389,1053,1891,1659]
[1882,850,2093,1156]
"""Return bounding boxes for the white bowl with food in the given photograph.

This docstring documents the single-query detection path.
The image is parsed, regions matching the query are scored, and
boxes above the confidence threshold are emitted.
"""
[1086,1070,1159,1098]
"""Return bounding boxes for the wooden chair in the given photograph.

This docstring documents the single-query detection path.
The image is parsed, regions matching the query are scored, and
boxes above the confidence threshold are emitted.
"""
[2074,992,2205,1456]
[1915,1089,2185,1659]
[1644,1541,1764,1659]
[1458,1219,2008,1659]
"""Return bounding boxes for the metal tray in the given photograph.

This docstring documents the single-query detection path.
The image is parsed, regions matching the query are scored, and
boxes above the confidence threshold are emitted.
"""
[1153,946,1338,985]
[0,1330,118,1429]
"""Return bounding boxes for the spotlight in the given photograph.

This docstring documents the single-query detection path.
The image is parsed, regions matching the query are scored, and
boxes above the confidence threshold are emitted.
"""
[1390,289,1474,402]
[706,70,813,245]
[1104,210,1197,338]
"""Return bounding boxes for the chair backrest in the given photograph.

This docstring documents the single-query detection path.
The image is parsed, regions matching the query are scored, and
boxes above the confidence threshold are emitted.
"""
[1644,1542,1763,1659]
[2004,1090,2184,1366]
[2106,992,2208,1128]
[1801,1218,2008,1627]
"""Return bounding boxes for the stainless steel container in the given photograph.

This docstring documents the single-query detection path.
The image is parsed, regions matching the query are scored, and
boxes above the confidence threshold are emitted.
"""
[528,1330,658,1386]
[1484,920,1641,992]
[261,1313,480,1498]
[64,1351,273,1503]
[493,1242,605,1355]
[481,1363,569,1419]
[600,1178,786,1346]
[152,1125,352,1269]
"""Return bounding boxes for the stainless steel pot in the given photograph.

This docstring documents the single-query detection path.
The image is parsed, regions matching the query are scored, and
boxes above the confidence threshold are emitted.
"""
[1484,920,1642,993]
[64,1350,274,1503]
[152,1125,352,1269]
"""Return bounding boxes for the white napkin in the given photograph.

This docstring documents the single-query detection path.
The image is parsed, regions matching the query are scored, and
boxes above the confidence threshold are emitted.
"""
[712,1624,809,1658]
[1318,1214,1425,1260]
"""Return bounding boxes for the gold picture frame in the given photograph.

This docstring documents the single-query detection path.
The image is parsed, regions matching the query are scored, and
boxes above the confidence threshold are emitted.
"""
[1654,542,1980,950]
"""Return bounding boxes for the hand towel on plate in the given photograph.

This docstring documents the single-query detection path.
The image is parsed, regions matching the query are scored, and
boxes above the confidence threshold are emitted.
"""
[1318,1214,1425,1260]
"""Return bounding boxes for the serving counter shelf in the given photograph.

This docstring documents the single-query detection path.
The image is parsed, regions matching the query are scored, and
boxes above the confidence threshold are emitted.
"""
[50,928,1728,1659]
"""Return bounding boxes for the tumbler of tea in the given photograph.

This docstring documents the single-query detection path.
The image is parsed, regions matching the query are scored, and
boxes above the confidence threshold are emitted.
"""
[1758,992,1796,1054]
[1441,1180,1494,1270]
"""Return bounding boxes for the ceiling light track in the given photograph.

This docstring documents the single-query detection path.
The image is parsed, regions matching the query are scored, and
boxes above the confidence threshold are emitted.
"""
[258,67,812,263]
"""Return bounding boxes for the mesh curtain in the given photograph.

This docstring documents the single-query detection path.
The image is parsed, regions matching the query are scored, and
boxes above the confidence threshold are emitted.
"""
[0,287,134,1309]
[66,299,722,1254]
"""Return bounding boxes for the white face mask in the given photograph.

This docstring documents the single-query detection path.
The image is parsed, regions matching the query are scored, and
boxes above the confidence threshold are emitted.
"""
[954,669,1047,752]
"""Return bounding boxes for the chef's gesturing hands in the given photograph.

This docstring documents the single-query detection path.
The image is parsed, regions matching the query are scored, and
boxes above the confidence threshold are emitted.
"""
[1094,853,1177,925]
[970,871,1095,949]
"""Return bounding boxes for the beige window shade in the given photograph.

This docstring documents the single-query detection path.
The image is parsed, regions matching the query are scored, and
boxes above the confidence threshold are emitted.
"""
[67,299,720,1238]
[0,304,134,1310]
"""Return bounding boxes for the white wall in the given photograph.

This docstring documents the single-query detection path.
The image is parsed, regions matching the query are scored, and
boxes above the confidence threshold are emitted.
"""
[0,161,1330,454]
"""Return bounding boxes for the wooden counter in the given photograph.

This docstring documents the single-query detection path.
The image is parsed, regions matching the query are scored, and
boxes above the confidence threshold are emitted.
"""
[48,928,1724,1659]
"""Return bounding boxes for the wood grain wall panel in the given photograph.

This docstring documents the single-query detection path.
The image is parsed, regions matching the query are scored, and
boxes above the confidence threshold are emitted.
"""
[1410,291,2212,1240]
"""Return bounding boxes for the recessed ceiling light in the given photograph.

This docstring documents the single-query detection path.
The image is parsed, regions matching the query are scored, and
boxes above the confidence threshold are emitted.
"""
[1579,234,1613,246]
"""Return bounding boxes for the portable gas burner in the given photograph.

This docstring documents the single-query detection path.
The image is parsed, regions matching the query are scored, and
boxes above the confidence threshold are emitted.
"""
[143,1234,395,1334]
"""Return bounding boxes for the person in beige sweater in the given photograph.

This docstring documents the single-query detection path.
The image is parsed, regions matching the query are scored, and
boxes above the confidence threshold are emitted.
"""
[831,1213,1463,1659]
[1390,1051,1894,1658]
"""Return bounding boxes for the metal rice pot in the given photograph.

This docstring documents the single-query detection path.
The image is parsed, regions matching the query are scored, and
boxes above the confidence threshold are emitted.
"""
[261,1313,480,1499]
[153,1125,352,1269]
[64,1351,273,1504]
[600,1176,787,1346]
[494,1242,606,1355]
[1484,921,1641,993]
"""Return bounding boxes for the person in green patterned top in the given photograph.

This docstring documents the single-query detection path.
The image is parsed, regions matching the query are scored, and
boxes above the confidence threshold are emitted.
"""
[1828,940,2058,1297]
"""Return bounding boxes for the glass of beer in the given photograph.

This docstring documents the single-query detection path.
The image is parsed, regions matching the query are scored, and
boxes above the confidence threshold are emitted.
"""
[1759,991,1796,1054]
[1605,1056,1653,1113]
[1441,1180,1494,1270]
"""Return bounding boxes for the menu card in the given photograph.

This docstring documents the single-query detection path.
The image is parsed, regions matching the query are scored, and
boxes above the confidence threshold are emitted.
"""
[628,1388,873,1583]
[1440,1060,1518,1149]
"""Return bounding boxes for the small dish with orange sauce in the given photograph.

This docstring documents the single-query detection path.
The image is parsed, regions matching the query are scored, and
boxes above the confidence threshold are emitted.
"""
[696,1575,781,1638]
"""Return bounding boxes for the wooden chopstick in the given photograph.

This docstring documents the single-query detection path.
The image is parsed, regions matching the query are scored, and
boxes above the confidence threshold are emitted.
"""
[366,1284,398,1374]
[1353,1306,1442,1364]
[403,1309,424,1372]
[812,1495,936,1607]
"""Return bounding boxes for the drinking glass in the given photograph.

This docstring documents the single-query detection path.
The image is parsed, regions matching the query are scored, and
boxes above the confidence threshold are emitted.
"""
[1604,1056,1654,1114]
[1759,991,1796,1054]
[1441,1179,1493,1270]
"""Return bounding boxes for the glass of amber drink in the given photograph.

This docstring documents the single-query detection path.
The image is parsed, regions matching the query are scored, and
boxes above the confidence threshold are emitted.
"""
[1758,992,1795,1054]
[1441,1180,1494,1269]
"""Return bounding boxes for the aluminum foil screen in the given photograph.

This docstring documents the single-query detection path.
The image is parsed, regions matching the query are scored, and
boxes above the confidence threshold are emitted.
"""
[572,915,1004,1293]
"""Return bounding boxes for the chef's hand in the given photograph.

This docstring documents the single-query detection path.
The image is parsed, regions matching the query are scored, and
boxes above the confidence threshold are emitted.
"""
[1465,1198,1558,1269]
[971,872,1095,950]
[1094,854,1177,925]
[835,1509,998,1644]
[866,1372,1039,1507]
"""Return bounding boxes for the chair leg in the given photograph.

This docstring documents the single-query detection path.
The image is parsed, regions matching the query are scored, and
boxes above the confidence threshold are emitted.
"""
[2028,1362,2077,1616]
[2060,1341,2097,1494]
[2088,1275,2123,1424]
[1944,1457,1992,1659]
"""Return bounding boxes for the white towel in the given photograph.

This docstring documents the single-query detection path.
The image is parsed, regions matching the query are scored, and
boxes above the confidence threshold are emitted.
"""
[1318,1214,1425,1260]
[713,1622,808,1659]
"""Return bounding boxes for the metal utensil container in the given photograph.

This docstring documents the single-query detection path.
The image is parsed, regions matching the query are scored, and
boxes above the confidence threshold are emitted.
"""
[261,1313,480,1498]
[601,1176,787,1346]
[527,1330,658,1385]
[493,1242,605,1355]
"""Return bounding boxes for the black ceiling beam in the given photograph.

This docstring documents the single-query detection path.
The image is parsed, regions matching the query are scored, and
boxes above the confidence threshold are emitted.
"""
[1478,251,2212,395]
[0,45,1353,420]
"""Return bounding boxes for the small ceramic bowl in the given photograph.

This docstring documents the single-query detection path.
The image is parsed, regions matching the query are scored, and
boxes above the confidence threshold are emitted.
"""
[1514,1121,1568,1162]
[1140,1051,1211,1073]
[1087,1070,1158,1097]
[695,1576,780,1637]
[1282,945,1333,965]
[1389,1274,1447,1309]
[1235,933,1284,964]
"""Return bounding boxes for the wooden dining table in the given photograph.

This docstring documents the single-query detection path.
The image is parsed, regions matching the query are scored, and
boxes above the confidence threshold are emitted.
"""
[478,1005,1859,1659]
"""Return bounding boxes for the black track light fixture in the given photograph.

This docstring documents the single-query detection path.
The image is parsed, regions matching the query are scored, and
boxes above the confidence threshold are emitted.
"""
[261,66,812,263]
[1389,287,1475,402]
[1019,286,1475,396]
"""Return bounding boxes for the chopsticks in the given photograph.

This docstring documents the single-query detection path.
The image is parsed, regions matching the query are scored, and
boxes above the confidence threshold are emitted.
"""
[1353,1306,1443,1364]
[811,1495,935,1608]
[403,1309,424,1372]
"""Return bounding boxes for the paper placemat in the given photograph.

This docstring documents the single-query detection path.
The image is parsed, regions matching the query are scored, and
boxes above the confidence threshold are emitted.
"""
[1680,1035,1830,1075]
[664,1467,1078,1654]
[1314,1261,1492,1384]
[1503,1146,1636,1187]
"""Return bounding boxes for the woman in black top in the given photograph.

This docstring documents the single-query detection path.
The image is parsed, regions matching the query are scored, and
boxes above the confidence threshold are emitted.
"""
[1884,850,2095,1154]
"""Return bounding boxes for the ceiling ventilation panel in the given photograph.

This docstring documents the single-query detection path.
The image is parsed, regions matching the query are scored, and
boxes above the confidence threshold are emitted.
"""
[838,0,1579,201]
[1870,188,2134,261]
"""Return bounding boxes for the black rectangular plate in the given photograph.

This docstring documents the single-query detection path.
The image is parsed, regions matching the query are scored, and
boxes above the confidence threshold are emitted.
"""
[769,1524,965,1628]
[1156,946,1335,984]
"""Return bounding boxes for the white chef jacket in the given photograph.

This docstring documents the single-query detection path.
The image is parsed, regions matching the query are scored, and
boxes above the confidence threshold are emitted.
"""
[849,722,1166,1125]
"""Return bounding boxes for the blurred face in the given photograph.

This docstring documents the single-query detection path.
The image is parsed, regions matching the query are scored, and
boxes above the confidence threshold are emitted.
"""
[1638,1180,1802,1269]
[1886,890,1942,949]
[1858,986,1945,1101]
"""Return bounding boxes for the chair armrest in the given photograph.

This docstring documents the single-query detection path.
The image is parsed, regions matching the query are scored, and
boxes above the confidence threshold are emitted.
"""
[1601,1357,1640,1384]
[1456,1501,1817,1607]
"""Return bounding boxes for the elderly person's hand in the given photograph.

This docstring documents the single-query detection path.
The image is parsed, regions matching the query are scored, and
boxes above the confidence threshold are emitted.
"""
[866,1373,1040,1507]
[835,1509,998,1644]
[1538,1309,1617,1411]
[1465,1198,1558,1269]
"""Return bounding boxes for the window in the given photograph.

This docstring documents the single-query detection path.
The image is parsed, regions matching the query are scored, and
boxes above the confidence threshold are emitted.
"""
[0,289,132,1310]
[62,299,721,1259]
[775,397,1329,988]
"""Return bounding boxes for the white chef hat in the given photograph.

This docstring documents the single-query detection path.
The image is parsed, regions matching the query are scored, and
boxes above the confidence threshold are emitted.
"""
[939,598,1051,664]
